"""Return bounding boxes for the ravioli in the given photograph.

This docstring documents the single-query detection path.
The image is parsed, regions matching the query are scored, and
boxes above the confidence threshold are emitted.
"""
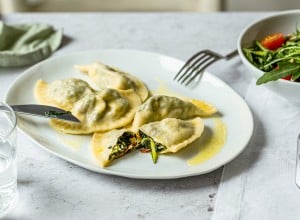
[138,117,204,153]
[35,78,141,134]
[35,78,94,111]
[75,62,149,101]
[34,61,221,167]
[91,118,204,167]
[132,95,211,130]
[91,129,137,167]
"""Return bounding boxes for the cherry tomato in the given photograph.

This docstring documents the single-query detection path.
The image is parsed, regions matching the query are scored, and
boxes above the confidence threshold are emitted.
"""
[282,75,292,81]
[261,33,285,50]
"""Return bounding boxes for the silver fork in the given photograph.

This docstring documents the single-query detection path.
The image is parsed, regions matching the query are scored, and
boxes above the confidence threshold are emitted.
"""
[174,49,238,86]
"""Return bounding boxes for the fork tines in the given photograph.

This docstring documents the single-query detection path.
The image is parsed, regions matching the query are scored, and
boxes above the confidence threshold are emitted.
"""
[174,50,221,86]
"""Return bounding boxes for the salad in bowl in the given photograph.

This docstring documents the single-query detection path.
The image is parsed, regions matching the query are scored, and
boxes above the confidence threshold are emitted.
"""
[237,10,300,104]
[243,30,300,85]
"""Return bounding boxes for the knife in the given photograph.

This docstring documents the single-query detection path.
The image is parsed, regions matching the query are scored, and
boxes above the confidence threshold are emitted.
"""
[0,104,80,122]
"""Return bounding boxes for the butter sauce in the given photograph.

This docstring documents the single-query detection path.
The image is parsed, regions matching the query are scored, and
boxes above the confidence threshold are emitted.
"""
[152,78,185,98]
[58,134,84,151]
[188,118,226,166]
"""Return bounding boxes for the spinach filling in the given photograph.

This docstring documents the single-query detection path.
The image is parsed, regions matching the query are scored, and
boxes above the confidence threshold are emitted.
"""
[108,131,137,161]
[107,130,167,164]
[135,130,167,163]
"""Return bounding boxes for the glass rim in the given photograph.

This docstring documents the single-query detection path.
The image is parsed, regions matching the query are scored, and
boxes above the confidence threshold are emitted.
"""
[0,101,17,142]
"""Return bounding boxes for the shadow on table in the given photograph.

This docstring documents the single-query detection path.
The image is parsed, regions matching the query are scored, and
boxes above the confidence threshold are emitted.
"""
[216,106,267,183]
[60,35,73,49]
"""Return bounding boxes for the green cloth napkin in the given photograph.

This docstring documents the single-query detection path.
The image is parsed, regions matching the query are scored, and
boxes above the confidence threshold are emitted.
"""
[0,21,63,67]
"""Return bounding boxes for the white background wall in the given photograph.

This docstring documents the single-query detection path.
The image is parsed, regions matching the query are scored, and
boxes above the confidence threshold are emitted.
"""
[0,0,222,13]
[225,0,300,11]
[1,0,300,13]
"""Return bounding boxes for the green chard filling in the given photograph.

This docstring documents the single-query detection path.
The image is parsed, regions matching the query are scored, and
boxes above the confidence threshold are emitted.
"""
[108,131,137,161]
[107,130,167,164]
[135,130,167,163]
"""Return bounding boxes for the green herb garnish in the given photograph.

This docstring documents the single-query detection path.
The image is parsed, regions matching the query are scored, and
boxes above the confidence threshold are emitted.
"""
[256,62,300,85]
[44,110,71,118]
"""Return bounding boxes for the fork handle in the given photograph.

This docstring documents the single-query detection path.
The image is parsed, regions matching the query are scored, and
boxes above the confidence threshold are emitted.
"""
[225,50,238,60]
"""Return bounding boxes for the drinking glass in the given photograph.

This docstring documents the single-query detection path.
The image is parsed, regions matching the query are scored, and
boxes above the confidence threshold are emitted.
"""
[0,102,17,217]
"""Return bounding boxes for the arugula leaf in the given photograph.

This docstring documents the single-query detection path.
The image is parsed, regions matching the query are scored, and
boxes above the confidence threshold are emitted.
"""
[256,62,300,85]
[292,71,300,81]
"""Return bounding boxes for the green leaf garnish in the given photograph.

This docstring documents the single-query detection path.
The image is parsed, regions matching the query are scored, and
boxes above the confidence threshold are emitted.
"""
[256,62,300,85]
[44,110,71,117]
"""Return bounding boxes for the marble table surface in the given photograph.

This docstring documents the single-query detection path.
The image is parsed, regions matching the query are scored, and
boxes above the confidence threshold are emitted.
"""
[1,12,268,220]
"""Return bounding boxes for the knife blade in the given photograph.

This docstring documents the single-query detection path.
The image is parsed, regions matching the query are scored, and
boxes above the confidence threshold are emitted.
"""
[0,104,80,122]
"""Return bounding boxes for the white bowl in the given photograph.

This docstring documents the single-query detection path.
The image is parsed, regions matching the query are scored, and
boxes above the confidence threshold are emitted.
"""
[237,10,300,104]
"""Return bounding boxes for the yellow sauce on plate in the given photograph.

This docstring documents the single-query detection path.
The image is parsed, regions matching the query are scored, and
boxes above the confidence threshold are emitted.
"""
[58,134,84,151]
[188,117,226,166]
[152,78,185,98]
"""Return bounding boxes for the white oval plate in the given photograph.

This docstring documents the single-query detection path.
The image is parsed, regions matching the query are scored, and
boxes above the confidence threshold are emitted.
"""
[5,49,253,179]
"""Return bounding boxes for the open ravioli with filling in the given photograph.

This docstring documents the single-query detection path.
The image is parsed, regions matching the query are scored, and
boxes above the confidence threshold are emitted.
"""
[35,78,141,134]
[132,95,216,130]
[75,62,149,102]
[91,129,137,167]
[91,117,204,167]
